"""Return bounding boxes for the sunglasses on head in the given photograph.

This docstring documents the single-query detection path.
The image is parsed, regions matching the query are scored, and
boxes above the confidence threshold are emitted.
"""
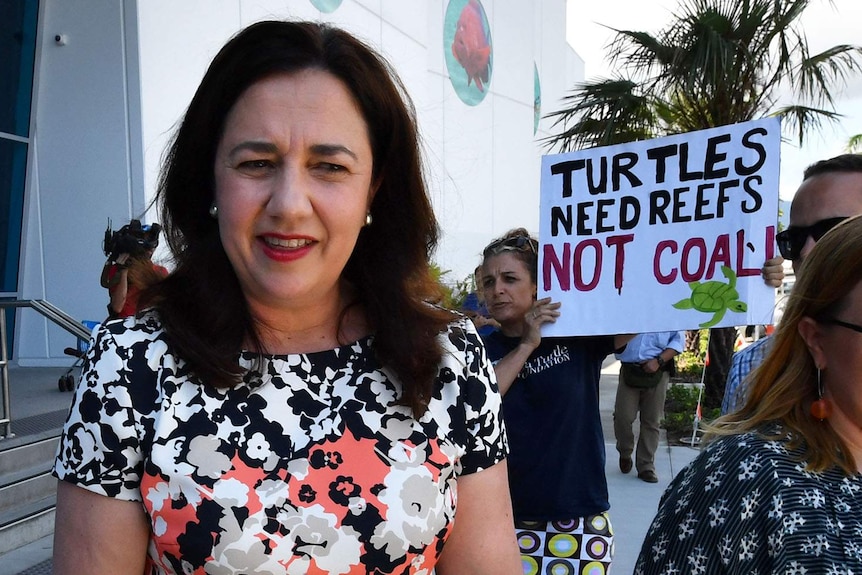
[775,216,848,261]
[483,235,538,257]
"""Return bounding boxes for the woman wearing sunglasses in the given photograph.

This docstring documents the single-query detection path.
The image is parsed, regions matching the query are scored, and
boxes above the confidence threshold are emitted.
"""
[479,227,634,574]
[637,214,862,573]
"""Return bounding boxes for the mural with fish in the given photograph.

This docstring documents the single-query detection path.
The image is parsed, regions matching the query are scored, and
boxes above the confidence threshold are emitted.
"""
[309,0,342,13]
[443,0,493,106]
[534,62,542,135]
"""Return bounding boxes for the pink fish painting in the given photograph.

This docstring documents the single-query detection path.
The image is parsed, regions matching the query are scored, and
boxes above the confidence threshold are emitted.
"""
[451,0,491,92]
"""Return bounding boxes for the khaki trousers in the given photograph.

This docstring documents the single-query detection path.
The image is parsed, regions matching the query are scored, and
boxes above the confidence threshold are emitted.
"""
[613,369,669,474]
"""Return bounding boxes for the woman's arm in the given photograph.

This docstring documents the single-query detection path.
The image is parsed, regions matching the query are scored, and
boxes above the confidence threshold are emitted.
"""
[99,260,113,289]
[493,297,560,395]
[108,268,130,315]
[103,253,131,315]
[101,253,130,287]
[53,481,150,574]
[435,461,521,575]
[491,341,538,395]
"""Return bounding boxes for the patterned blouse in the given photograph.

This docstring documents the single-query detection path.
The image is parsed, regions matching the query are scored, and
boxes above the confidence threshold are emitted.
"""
[54,312,507,574]
[635,428,862,574]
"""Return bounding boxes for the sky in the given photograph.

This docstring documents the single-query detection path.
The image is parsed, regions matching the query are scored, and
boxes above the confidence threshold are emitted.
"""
[565,0,862,200]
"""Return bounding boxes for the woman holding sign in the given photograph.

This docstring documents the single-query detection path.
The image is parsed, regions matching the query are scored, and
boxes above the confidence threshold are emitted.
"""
[480,228,633,574]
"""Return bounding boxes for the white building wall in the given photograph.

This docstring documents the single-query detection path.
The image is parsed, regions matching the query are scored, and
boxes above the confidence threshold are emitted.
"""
[17,1,144,365]
[16,0,583,364]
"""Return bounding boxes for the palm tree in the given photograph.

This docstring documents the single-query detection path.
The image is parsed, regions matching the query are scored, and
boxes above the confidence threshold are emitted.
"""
[848,133,862,152]
[545,0,862,408]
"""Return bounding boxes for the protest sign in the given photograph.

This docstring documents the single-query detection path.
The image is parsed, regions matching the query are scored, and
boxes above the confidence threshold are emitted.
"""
[539,117,780,336]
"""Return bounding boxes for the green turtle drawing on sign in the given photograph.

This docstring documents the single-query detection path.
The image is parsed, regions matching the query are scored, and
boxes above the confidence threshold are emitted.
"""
[673,265,747,328]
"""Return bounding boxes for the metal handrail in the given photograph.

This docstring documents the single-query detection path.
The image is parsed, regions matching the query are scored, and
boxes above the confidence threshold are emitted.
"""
[0,299,92,438]
[0,308,8,439]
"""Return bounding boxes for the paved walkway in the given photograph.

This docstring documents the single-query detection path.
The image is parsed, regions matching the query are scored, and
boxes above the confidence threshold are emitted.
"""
[598,360,700,573]
[1,360,703,574]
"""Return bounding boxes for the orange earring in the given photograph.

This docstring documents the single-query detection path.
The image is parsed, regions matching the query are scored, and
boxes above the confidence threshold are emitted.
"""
[810,368,833,420]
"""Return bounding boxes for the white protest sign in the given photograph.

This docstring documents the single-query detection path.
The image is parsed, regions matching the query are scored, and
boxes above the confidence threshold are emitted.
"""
[539,117,780,336]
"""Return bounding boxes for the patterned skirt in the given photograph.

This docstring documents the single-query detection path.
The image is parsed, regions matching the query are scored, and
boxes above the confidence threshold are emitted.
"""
[515,512,614,575]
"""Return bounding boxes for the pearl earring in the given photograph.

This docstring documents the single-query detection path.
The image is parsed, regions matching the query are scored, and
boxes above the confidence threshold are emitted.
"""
[810,367,833,420]
[209,204,218,219]
[365,212,373,226]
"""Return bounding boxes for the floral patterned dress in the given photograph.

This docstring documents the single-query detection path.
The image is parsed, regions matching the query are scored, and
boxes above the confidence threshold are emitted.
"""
[54,312,507,574]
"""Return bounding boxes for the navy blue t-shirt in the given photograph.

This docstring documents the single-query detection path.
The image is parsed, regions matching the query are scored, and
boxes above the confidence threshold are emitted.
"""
[482,331,616,521]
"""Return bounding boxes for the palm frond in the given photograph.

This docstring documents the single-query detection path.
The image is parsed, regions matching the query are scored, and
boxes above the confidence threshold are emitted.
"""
[544,0,862,150]
[793,45,862,107]
[772,105,843,145]
[541,78,660,152]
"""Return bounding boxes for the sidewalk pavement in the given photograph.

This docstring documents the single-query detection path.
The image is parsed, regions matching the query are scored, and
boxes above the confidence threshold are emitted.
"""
[1,361,703,575]
[599,359,700,573]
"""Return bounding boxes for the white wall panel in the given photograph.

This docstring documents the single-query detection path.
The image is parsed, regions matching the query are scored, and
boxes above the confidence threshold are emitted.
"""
[137,0,240,225]
[16,145,49,361]
[20,0,137,362]
[426,1,447,78]
[416,65,448,230]
[435,84,495,279]
[322,2,382,45]
[238,1,313,23]
[381,20,427,106]
[381,0,427,42]
[490,0,534,105]
[17,0,582,362]
[354,0,383,17]
[491,96,542,234]
[538,2,584,141]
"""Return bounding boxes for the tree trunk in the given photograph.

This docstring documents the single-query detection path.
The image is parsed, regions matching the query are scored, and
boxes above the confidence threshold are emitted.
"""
[684,330,701,353]
[703,327,736,410]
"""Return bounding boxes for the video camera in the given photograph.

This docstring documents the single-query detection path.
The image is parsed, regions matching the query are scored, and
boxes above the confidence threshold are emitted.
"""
[103,219,162,261]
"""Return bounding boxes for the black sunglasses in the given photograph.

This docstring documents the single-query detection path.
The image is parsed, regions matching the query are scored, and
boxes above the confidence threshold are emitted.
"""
[776,217,848,260]
[483,235,538,257]
[819,317,862,334]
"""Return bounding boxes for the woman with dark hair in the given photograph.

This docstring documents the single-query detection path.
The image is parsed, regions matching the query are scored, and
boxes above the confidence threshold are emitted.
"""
[53,21,520,574]
[479,227,634,574]
[636,215,862,573]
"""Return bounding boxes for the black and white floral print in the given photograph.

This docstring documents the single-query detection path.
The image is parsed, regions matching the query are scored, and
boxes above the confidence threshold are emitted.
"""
[54,312,507,574]
[636,427,862,574]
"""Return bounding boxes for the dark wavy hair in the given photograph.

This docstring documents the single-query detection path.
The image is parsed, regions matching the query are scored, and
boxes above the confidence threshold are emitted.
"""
[141,21,453,415]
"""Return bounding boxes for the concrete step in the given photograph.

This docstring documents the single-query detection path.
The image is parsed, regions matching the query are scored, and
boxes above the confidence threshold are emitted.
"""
[0,365,76,569]
[0,435,60,561]
[0,469,56,516]
[0,437,59,476]
[0,496,56,557]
